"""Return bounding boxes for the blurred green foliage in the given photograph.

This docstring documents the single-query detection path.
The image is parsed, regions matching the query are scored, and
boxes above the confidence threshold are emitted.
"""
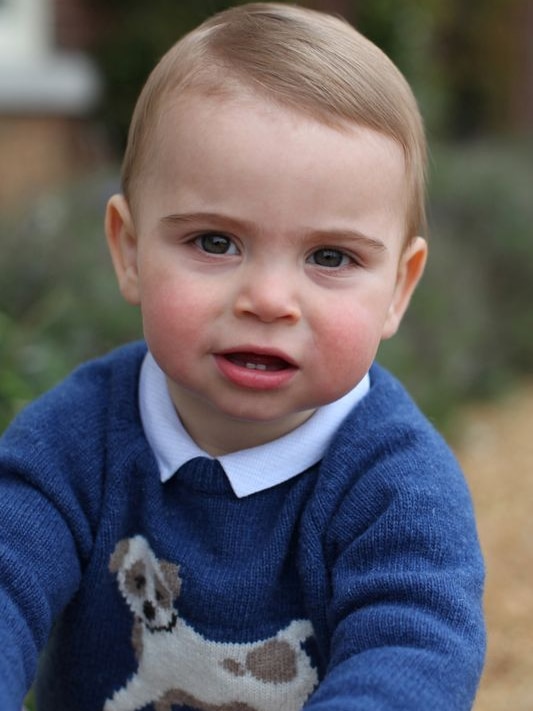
[0,172,142,431]
[2,139,532,434]
[354,0,521,137]
[379,137,533,427]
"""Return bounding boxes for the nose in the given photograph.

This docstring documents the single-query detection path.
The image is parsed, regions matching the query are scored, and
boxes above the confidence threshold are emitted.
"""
[143,600,156,621]
[233,264,301,324]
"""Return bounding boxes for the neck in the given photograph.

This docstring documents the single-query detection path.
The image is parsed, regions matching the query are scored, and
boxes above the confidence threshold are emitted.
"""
[165,379,315,456]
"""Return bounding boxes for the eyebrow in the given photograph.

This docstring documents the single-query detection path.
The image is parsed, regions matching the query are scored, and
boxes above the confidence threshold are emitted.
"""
[161,212,388,253]
[305,228,387,253]
[162,212,251,232]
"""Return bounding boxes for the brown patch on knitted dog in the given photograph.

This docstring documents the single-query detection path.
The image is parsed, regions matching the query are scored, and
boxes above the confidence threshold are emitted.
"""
[245,639,297,683]
[221,657,247,676]
[108,538,130,573]
[154,688,257,711]
[160,560,182,599]
[131,618,143,660]
[124,559,147,597]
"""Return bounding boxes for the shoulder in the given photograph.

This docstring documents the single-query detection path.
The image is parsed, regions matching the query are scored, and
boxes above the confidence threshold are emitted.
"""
[1,341,147,463]
[328,362,456,469]
[308,363,484,582]
[317,363,473,532]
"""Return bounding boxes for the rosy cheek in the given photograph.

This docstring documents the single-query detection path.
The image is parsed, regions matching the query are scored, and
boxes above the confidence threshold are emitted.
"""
[312,310,380,385]
[319,307,366,352]
[141,289,180,344]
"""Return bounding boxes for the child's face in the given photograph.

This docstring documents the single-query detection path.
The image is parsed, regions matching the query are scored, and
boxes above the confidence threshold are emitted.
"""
[107,91,426,454]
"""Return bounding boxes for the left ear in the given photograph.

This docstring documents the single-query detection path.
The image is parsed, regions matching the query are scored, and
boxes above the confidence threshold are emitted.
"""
[381,236,427,340]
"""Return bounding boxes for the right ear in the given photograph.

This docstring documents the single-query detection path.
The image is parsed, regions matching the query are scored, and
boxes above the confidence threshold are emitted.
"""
[105,194,141,305]
[109,538,130,574]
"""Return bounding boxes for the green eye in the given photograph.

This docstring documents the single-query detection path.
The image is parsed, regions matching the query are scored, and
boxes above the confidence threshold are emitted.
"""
[195,233,237,255]
[310,248,350,268]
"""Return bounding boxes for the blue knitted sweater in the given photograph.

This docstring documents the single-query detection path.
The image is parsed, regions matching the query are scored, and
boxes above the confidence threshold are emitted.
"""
[0,342,485,711]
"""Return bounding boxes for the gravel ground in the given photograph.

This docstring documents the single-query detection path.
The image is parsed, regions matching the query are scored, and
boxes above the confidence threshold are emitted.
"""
[453,383,533,711]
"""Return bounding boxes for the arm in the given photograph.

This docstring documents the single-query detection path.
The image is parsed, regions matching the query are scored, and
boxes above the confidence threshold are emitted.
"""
[0,472,81,709]
[302,423,485,710]
[0,402,99,709]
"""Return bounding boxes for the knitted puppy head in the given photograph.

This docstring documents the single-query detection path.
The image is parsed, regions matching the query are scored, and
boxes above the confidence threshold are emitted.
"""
[109,536,181,633]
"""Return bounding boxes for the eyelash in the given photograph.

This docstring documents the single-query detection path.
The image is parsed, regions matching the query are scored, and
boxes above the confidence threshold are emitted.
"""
[191,232,358,270]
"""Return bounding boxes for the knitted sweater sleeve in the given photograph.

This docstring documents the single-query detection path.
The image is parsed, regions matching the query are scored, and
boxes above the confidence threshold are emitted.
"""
[301,370,486,711]
[0,366,107,710]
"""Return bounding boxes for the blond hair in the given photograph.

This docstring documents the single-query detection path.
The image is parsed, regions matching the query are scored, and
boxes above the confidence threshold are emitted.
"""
[122,2,427,240]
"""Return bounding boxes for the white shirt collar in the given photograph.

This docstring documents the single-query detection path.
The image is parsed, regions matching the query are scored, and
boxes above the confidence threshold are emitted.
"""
[139,351,369,498]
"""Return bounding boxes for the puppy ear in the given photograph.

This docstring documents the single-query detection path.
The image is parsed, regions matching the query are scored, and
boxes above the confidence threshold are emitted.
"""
[161,561,182,597]
[109,538,131,573]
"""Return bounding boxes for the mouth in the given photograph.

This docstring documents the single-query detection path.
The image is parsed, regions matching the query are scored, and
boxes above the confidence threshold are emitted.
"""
[214,349,298,390]
[144,611,178,634]
[222,352,293,372]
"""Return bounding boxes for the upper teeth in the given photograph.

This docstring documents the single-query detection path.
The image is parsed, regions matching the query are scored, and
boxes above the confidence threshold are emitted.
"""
[245,362,267,370]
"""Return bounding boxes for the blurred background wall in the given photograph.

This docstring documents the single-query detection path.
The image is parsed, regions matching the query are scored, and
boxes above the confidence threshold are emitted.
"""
[0,0,104,208]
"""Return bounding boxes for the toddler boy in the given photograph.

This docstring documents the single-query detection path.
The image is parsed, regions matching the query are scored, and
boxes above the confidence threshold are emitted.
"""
[0,4,485,711]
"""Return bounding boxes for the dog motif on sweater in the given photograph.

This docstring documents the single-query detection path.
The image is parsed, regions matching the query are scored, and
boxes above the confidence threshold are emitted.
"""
[104,536,318,711]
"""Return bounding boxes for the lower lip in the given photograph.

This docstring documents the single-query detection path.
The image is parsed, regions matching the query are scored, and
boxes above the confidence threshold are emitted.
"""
[214,355,297,391]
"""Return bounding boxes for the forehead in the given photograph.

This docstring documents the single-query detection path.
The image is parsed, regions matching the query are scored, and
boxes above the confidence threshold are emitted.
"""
[152,88,405,182]
[136,90,408,242]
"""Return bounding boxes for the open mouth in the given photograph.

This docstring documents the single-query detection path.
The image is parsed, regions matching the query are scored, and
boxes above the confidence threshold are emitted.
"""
[223,352,292,372]
[214,350,297,390]
[146,611,178,634]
